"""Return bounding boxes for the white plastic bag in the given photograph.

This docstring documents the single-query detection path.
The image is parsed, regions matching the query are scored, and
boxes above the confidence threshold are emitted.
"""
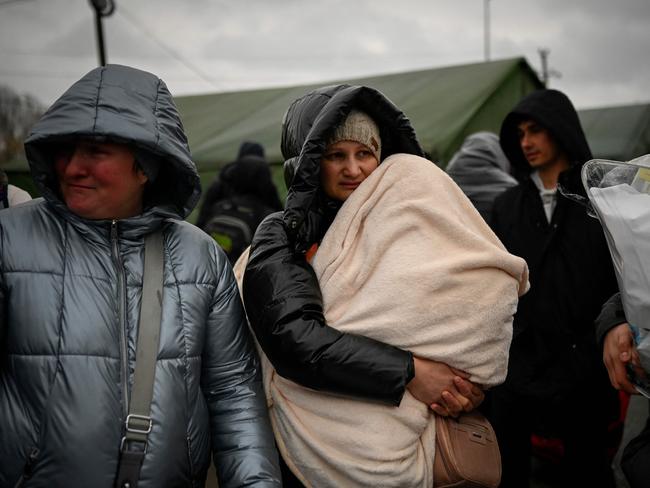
[583,155,650,377]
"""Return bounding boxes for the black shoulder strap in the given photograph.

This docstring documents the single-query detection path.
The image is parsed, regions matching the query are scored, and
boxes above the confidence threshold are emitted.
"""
[115,230,164,488]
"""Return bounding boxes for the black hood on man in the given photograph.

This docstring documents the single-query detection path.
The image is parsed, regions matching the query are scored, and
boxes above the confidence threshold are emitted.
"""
[500,89,592,171]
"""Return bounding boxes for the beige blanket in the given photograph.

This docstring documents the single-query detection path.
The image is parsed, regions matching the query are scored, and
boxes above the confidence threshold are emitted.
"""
[235,153,529,487]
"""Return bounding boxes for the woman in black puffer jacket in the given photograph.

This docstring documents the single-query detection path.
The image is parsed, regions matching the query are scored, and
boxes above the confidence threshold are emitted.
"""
[242,85,486,485]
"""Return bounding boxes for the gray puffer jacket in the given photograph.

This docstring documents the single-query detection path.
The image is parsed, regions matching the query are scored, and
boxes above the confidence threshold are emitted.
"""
[0,65,280,488]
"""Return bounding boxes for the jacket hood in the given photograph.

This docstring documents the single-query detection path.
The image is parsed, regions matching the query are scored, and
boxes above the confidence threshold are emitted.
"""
[499,89,592,176]
[446,132,518,221]
[219,154,282,211]
[281,84,424,252]
[447,131,514,176]
[24,64,201,220]
[237,140,265,159]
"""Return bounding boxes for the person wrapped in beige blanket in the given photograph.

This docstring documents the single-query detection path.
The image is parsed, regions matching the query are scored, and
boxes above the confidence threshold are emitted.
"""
[240,85,529,487]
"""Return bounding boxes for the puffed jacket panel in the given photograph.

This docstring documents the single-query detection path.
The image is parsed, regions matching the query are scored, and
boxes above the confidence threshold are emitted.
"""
[0,202,279,488]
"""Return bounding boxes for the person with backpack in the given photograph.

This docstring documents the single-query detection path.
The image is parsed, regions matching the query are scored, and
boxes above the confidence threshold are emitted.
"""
[196,141,282,263]
[0,64,281,488]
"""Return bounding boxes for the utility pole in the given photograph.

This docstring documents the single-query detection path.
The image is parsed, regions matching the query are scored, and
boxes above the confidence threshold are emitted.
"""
[88,0,116,66]
[538,48,549,86]
[484,0,491,61]
[537,47,561,87]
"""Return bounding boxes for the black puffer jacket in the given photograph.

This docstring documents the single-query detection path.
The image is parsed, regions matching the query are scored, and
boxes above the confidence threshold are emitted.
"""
[491,89,618,399]
[243,85,424,405]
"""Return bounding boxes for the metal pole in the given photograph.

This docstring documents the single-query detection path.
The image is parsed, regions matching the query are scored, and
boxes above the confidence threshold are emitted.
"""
[538,48,549,87]
[484,0,491,61]
[89,0,115,67]
[94,7,106,66]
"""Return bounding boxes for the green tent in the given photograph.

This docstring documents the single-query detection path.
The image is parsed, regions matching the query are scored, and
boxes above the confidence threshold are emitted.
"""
[175,57,543,197]
[9,58,650,207]
[578,103,650,161]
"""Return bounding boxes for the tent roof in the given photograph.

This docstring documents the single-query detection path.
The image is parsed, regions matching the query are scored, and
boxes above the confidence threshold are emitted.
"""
[3,57,541,175]
[175,57,543,169]
[8,58,650,177]
[578,103,650,161]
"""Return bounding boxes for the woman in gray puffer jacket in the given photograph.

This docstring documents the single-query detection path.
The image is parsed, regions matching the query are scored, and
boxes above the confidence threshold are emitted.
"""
[0,65,280,488]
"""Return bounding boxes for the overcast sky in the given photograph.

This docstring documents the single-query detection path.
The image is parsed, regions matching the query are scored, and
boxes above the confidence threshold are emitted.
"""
[1,0,648,110]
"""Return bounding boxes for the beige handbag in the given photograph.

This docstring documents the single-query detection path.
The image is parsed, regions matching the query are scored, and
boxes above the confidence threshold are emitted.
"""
[433,411,501,488]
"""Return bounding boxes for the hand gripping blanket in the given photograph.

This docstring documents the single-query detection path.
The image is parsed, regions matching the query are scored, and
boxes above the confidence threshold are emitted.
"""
[236,153,529,487]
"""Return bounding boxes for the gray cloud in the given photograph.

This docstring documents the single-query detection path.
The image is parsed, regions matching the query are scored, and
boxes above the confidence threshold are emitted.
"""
[0,0,648,109]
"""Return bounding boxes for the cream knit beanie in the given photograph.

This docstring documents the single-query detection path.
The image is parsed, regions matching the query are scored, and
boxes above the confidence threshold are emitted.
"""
[329,110,382,161]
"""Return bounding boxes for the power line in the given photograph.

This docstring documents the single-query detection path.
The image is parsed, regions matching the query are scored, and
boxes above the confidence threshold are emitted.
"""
[0,48,460,62]
[116,4,223,90]
[0,67,213,83]
[0,0,39,7]
[0,69,81,79]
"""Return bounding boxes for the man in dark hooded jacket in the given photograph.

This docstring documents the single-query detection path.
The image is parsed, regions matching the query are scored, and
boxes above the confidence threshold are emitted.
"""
[0,65,280,488]
[488,89,619,487]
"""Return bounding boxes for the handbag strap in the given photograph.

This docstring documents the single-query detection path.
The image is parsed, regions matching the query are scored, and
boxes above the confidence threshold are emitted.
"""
[115,230,164,488]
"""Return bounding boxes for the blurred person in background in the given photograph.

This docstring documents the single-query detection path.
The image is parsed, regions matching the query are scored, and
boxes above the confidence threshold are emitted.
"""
[196,141,282,263]
[0,168,31,208]
[598,292,650,488]
[445,131,518,222]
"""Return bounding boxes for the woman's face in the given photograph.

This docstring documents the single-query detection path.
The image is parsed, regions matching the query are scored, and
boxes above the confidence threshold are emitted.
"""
[320,140,379,201]
[55,140,148,220]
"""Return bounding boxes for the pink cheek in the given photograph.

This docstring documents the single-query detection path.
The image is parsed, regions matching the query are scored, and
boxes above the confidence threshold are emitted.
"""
[54,160,67,177]
[91,167,119,183]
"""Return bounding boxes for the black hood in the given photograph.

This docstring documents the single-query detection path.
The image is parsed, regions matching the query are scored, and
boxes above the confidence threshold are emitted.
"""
[219,154,282,211]
[500,89,592,175]
[281,84,424,253]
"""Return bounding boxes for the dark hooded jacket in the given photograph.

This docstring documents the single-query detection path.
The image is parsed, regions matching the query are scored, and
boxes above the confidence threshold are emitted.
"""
[243,85,424,405]
[446,131,518,222]
[490,89,618,399]
[0,65,280,487]
[195,142,282,230]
